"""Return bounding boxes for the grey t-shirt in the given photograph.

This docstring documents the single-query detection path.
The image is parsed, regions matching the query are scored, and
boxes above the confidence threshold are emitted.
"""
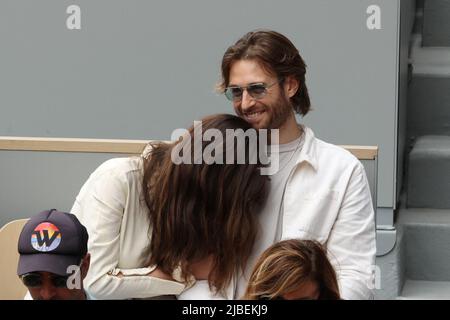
[236,129,305,298]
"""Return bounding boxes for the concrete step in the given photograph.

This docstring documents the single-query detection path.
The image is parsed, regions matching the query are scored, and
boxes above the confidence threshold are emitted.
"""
[407,76,450,138]
[422,0,450,47]
[398,280,450,300]
[407,35,450,140]
[407,135,450,208]
[410,34,450,76]
[376,207,450,299]
[398,208,450,281]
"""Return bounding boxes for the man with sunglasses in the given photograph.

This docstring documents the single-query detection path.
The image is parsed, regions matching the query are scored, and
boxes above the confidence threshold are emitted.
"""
[218,30,376,300]
[17,209,91,300]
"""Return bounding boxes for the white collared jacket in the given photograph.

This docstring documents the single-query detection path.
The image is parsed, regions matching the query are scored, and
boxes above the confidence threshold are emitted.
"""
[280,126,376,300]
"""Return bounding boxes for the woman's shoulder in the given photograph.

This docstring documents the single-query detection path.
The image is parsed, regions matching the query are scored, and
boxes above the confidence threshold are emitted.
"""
[89,156,143,182]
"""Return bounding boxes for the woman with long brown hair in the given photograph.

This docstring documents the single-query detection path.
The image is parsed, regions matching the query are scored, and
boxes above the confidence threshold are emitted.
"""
[71,114,268,299]
[242,239,340,300]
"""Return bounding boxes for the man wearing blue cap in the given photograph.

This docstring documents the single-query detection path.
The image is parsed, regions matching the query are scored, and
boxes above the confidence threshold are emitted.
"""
[17,209,91,300]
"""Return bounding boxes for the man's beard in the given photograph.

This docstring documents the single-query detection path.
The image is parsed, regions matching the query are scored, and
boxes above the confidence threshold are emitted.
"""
[266,91,293,129]
[236,91,293,130]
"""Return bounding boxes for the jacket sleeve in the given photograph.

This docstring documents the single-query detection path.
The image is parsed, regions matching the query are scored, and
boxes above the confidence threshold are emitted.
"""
[71,168,185,299]
[326,162,376,300]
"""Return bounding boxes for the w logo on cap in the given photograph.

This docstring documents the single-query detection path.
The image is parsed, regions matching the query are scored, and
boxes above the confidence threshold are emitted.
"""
[31,222,62,252]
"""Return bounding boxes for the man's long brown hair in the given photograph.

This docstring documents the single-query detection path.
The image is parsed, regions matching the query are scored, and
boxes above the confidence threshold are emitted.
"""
[243,239,341,300]
[143,114,268,294]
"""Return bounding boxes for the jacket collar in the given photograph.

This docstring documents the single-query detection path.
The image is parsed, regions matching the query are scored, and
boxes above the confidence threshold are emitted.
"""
[294,125,318,171]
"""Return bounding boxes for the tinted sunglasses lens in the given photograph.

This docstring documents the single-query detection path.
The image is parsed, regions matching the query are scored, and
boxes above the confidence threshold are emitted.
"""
[21,274,42,288]
[248,84,267,98]
[225,87,242,101]
[51,276,69,288]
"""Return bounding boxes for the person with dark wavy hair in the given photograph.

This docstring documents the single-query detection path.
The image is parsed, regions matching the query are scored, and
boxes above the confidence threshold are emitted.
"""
[71,114,268,299]
[215,30,376,300]
[242,239,340,300]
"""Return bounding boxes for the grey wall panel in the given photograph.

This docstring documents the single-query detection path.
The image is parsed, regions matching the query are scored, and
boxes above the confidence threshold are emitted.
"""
[1,0,401,218]
[0,151,128,227]
[299,0,400,209]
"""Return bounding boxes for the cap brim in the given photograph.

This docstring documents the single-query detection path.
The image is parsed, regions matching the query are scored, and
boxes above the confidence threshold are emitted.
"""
[17,253,81,276]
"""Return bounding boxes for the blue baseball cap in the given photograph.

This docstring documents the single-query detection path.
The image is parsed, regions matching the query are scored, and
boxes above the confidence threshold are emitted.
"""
[17,209,88,276]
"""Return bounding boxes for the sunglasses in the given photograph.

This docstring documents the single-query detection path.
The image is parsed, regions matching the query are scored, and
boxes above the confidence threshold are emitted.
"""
[20,272,70,288]
[224,79,283,102]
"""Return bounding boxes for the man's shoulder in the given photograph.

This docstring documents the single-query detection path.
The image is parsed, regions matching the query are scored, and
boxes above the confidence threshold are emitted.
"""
[313,136,361,168]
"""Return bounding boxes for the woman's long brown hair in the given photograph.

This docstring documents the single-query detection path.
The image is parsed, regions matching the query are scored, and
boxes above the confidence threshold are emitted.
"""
[143,114,269,294]
[243,239,341,300]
